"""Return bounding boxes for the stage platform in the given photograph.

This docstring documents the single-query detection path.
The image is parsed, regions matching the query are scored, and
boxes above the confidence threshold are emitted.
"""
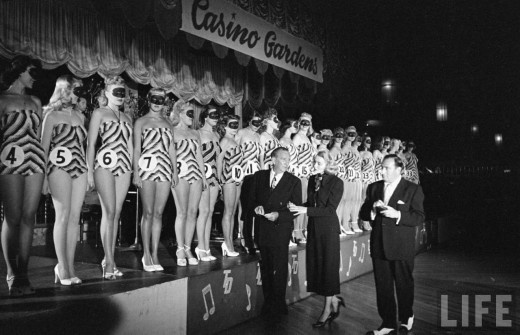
[0,216,449,335]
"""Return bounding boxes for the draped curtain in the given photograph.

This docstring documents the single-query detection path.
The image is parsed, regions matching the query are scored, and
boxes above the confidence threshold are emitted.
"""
[0,0,243,114]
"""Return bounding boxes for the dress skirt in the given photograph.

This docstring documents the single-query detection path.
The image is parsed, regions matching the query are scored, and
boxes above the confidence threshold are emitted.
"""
[306,219,340,296]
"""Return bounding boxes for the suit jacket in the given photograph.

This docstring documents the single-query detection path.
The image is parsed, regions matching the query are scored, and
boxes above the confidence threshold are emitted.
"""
[249,169,302,247]
[306,173,344,234]
[360,178,425,260]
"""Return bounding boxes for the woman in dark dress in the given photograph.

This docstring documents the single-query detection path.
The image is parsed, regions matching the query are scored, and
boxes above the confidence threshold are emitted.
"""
[289,151,345,327]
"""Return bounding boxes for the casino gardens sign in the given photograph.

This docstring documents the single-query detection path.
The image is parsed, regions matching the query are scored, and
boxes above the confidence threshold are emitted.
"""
[181,0,324,82]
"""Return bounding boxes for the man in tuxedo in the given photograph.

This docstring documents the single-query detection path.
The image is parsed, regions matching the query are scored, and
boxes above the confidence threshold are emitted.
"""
[360,154,425,335]
[249,147,302,316]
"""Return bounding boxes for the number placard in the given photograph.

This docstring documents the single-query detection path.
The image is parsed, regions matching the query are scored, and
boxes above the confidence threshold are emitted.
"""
[0,144,24,168]
[204,163,213,179]
[177,160,189,177]
[49,146,72,167]
[138,154,158,172]
[245,161,259,176]
[97,149,117,169]
[347,167,355,180]
[232,165,244,183]
[299,165,310,178]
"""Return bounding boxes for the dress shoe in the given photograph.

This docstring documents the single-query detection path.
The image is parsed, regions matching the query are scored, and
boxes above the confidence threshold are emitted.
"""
[400,315,414,331]
[184,245,199,265]
[194,247,211,262]
[221,242,239,257]
[70,277,82,285]
[353,228,363,233]
[205,249,217,261]
[141,257,156,272]
[176,247,187,267]
[365,327,396,335]
[6,275,23,297]
[331,295,345,320]
[312,313,333,328]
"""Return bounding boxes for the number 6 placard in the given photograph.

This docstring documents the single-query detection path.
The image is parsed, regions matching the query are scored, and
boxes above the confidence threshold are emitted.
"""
[49,146,72,167]
[97,149,117,169]
[0,144,24,168]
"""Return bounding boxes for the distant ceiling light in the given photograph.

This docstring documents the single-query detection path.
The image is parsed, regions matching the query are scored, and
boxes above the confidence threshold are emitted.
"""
[471,124,478,134]
[495,133,503,146]
[436,103,448,122]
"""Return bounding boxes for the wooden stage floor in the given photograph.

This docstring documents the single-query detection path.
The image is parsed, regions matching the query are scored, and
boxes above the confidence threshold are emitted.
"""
[221,239,520,335]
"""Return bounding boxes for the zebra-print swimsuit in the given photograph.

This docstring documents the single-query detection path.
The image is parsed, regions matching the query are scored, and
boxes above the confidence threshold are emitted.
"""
[282,141,298,175]
[296,142,313,178]
[176,138,203,184]
[221,144,243,185]
[241,140,261,176]
[0,110,45,176]
[139,127,173,183]
[201,138,220,187]
[47,123,87,179]
[263,135,280,170]
[95,120,132,176]
[404,152,420,184]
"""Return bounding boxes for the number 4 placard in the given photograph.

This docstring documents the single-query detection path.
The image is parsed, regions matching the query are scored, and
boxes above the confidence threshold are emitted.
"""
[1,144,24,168]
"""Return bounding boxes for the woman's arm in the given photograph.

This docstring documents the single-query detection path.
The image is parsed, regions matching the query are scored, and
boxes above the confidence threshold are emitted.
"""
[86,109,102,188]
[132,119,143,187]
[306,178,344,217]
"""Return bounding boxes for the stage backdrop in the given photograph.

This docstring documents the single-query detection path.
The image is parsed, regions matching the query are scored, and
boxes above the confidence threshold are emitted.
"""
[181,0,323,83]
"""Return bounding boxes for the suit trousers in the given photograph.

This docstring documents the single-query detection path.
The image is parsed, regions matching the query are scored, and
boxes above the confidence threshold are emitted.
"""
[372,257,415,329]
[259,242,289,313]
[240,175,256,249]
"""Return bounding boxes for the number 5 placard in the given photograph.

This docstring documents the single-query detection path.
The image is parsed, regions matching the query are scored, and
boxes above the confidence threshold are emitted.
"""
[0,144,24,168]
[49,147,72,167]
[97,149,117,169]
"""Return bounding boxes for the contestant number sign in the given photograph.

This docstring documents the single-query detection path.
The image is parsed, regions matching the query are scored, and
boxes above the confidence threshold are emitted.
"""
[49,147,72,167]
[0,144,24,168]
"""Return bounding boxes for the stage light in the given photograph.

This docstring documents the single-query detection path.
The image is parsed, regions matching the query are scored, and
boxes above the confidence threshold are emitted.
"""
[495,133,503,146]
[471,124,478,134]
[436,103,448,122]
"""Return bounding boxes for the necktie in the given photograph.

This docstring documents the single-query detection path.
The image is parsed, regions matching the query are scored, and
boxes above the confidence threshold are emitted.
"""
[383,182,390,205]
[315,174,323,192]
[271,175,277,191]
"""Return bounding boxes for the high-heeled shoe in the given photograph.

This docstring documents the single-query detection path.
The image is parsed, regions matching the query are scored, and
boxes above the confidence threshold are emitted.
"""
[205,249,217,261]
[154,263,164,271]
[184,245,199,265]
[70,277,82,285]
[312,313,333,328]
[194,247,211,262]
[6,275,23,297]
[176,247,187,267]
[142,257,156,272]
[102,258,123,277]
[101,261,117,280]
[54,265,72,286]
[221,242,239,257]
[331,296,346,320]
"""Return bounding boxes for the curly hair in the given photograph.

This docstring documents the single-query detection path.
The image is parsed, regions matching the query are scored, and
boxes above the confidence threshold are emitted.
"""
[46,75,82,111]
[0,55,42,89]
[261,108,277,125]
[299,112,313,136]
[216,114,240,138]
[278,118,297,139]
[98,75,125,107]
[315,150,338,175]
[244,110,262,127]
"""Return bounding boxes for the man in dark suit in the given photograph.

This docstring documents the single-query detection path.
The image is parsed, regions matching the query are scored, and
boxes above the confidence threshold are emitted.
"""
[360,154,425,335]
[249,147,302,316]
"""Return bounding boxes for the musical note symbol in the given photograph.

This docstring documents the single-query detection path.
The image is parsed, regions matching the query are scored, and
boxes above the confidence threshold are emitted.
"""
[368,239,371,255]
[245,284,251,311]
[291,254,298,274]
[339,251,343,272]
[346,256,352,277]
[352,240,358,257]
[202,284,216,321]
[359,243,366,263]
[256,263,262,285]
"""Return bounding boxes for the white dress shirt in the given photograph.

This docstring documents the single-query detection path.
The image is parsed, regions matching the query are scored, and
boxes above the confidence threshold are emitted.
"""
[270,170,285,189]
[384,175,402,224]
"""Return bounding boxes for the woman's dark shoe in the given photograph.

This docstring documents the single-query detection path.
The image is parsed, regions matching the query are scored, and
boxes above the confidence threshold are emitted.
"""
[312,313,333,328]
[331,296,345,320]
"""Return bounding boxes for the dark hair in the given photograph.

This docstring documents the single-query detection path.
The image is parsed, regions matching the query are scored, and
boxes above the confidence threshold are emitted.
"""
[359,133,371,151]
[279,118,297,138]
[271,146,288,159]
[383,154,404,169]
[0,55,42,88]
[199,105,218,127]
[261,108,277,123]
[372,136,384,151]
[216,114,240,138]
[244,110,262,127]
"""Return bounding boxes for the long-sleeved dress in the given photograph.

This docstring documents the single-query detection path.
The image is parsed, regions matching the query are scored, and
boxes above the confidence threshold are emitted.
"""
[305,172,344,296]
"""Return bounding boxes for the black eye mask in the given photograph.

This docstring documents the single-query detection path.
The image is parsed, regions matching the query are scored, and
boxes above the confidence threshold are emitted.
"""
[227,121,239,129]
[150,95,165,105]
[313,133,321,140]
[347,132,357,137]
[384,141,390,146]
[111,87,126,98]
[251,119,262,127]
[73,87,87,98]
[300,120,311,126]
[208,111,219,120]
[186,110,194,119]
[28,67,41,80]
[321,135,331,141]
[365,139,372,144]
[334,133,344,139]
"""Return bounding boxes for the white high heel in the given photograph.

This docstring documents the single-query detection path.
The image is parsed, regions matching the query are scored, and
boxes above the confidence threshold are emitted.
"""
[54,265,72,286]
[221,242,239,257]
[194,247,211,262]
[142,257,156,272]
[205,249,217,261]
[184,245,199,265]
[176,248,187,267]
